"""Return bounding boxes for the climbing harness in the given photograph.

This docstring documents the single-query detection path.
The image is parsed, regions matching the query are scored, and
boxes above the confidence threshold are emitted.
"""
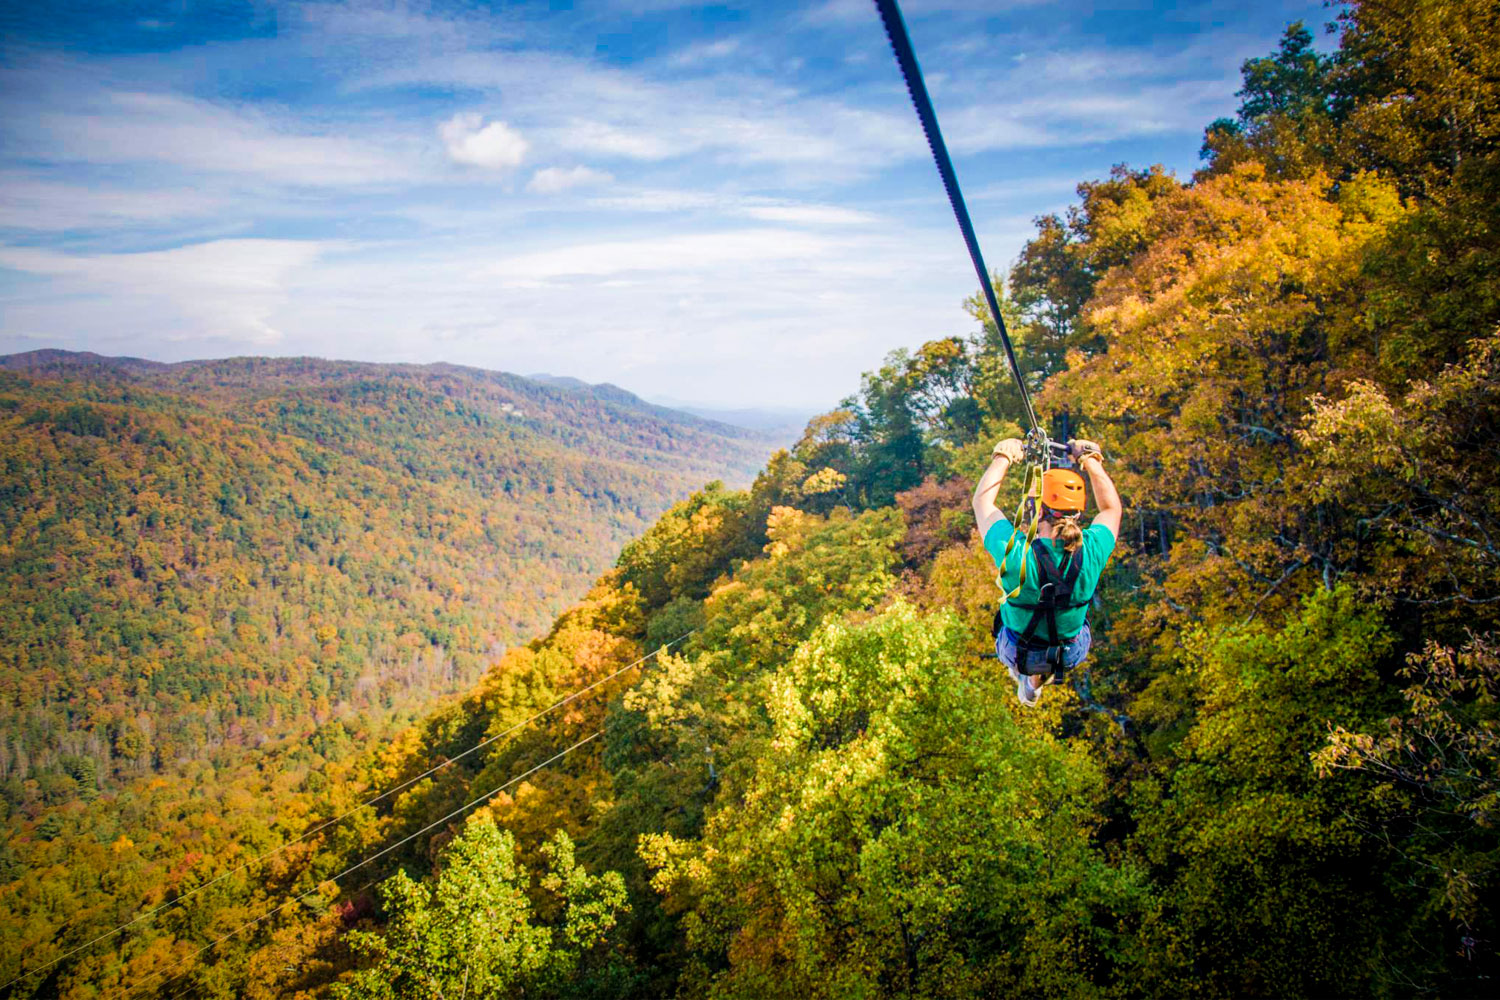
[991,443,1093,597]
[993,539,1091,683]
[989,456,1102,676]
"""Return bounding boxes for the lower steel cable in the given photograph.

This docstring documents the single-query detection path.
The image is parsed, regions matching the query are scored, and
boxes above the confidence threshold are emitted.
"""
[120,731,605,1000]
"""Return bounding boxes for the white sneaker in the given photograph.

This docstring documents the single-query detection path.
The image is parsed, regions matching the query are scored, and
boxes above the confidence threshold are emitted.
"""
[1016,671,1040,707]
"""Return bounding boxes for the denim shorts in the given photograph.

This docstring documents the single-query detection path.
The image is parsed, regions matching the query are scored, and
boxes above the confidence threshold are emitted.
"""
[996,621,1092,677]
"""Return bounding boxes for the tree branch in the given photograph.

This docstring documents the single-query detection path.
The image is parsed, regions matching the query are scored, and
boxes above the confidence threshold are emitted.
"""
[1244,559,1307,623]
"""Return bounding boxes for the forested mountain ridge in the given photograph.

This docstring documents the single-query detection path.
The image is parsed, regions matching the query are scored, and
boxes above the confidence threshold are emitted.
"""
[5,1,1500,997]
[0,353,773,797]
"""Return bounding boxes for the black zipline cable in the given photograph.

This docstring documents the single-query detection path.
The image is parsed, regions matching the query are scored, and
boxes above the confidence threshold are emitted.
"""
[871,0,1041,437]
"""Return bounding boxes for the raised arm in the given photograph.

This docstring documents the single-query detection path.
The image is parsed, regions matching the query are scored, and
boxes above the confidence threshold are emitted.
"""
[973,438,1024,539]
[1072,440,1123,538]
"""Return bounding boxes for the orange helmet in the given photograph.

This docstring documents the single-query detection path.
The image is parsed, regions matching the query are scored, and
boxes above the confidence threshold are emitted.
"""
[1040,468,1087,514]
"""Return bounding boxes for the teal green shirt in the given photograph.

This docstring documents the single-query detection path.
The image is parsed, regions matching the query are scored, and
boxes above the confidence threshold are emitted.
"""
[983,519,1117,641]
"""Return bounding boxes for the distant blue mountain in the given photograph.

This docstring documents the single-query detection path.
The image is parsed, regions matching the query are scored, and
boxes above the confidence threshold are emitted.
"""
[645,394,816,441]
[528,375,814,444]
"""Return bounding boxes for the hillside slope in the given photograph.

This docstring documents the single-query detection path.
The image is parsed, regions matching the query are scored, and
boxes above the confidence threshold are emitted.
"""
[0,352,773,793]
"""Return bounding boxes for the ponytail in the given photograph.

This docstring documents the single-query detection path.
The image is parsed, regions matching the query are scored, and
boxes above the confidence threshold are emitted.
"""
[1055,515,1084,555]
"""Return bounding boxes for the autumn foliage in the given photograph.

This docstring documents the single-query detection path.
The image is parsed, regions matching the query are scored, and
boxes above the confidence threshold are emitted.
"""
[4,1,1500,997]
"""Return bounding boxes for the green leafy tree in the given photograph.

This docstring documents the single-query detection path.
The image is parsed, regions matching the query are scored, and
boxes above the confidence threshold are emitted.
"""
[1316,632,1500,972]
[1200,21,1338,177]
[337,818,626,999]
[615,483,757,611]
[1295,332,1500,612]
[1334,0,1500,194]
[642,603,1143,998]
[1129,588,1412,997]
[1239,21,1336,122]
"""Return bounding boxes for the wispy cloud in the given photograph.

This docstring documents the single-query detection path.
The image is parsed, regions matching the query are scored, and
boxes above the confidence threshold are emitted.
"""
[739,204,877,226]
[797,0,878,27]
[586,190,878,226]
[296,0,508,45]
[0,239,331,347]
[20,90,418,186]
[550,119,680,161]
[488,229,837,285]
[526,165,614,194]
[665,37,743,69]
[799,0,1054,28]
[0,174,224,231]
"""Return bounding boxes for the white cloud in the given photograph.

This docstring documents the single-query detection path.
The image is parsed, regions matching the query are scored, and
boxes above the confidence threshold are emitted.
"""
[295,0,499,45]
[665,38,742,69]
[588,189,723,213]
[740,204,878,226]
[799,0,1049,27]
[526,165,614,194]
[585,190,877,227]
[966,176,1082,203]
[797,0,871,26]
[438,113,529,169]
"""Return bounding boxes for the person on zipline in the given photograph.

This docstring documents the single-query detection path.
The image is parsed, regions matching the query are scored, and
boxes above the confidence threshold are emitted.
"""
[972,438,1123,706]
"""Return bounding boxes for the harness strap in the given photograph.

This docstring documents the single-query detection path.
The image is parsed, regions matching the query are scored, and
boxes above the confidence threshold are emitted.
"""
[995,462,1044,605]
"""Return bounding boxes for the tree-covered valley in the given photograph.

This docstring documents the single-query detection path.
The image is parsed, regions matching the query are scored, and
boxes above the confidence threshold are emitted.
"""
[0,352,773,985]
[4,0,1500,996]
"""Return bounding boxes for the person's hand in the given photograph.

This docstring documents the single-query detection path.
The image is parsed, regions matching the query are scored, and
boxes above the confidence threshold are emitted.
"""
[1069,438,1103,462]
[992,438,1024,464]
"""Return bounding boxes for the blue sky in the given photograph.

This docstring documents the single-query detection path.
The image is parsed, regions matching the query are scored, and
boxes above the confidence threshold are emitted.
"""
[0,0,1335,410]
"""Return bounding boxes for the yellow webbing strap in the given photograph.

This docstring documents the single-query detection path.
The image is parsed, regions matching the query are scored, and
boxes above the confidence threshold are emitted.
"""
[995,459,1044,605]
